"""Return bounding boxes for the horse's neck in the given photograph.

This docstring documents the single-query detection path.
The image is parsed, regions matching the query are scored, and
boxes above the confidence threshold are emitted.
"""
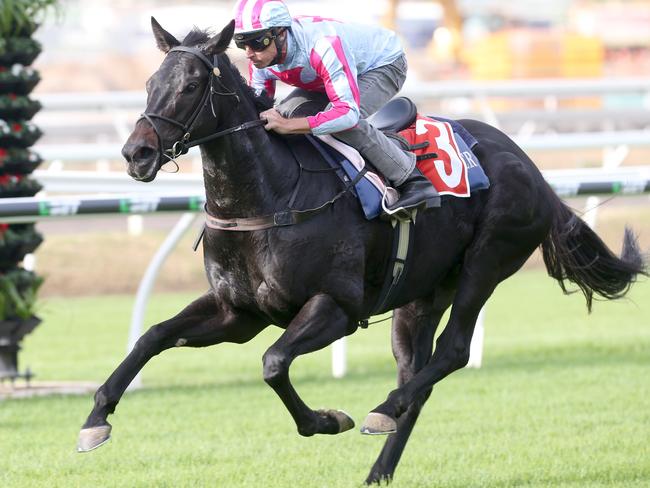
[201,103,296,219]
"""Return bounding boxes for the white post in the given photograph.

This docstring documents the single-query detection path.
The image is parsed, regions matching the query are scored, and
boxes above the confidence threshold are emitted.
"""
[466,307,485,368]
[331,337,347,378]
[585,142,628,231]
[127,215,144,236]
[126,213,198,391]
[584,196,600,230]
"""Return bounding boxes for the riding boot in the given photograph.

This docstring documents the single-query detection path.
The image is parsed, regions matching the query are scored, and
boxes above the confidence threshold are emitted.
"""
[332,119,439,218]
[385,166,440,215]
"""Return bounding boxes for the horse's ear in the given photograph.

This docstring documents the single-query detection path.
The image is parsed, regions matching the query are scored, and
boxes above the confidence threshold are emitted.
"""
[151,16,180,53]
[205,20,236,56]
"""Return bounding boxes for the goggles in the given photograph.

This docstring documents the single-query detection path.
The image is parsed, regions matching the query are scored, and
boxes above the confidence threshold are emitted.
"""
[234,30,277,52]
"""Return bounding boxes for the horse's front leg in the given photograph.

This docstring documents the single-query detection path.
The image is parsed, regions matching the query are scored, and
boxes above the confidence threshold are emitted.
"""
[78,292,268,452]
[262,293,357,436]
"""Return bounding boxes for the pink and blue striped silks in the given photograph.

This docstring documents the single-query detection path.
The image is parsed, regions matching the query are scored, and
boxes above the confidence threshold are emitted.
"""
[249,15,404,135]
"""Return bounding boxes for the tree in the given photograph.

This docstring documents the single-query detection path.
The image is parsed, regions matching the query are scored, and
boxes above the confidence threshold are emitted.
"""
[0,0,59,381]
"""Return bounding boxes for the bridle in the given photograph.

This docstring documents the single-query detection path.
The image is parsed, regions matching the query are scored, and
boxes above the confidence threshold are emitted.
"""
[138,45,266,171]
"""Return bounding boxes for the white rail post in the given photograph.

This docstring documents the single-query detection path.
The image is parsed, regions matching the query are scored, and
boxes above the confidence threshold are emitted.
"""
[331,338,347,378]
[127,215,144,236]
[584,196,600,230]
[466,307,485,369]
[585,142,629,230]
[126,213,199,391]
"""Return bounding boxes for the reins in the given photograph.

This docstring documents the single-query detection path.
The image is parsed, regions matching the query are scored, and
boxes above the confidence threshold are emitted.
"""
[183,119,268,152]
[204,164,367,231]
[139,45,362,234]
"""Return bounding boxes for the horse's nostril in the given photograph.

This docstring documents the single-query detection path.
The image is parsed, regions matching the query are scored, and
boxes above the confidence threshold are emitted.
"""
[133,146,156,164]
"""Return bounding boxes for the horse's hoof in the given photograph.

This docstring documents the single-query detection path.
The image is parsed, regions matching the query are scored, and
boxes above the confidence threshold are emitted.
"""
[77,424,112,452]
[316,409,355,433]
[360,412,397,435]
[332,410,355,433]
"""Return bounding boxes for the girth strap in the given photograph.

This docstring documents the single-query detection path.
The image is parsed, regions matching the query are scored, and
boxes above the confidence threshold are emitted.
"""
[369,219,414,316]
[204,166,368,231]
[205,207,317,231]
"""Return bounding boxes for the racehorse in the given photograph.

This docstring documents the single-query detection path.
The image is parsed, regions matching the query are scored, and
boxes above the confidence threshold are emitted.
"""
[78,19,646,484]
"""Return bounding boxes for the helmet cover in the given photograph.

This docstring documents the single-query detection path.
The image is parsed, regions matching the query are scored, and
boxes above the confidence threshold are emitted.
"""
[233,0,292,36]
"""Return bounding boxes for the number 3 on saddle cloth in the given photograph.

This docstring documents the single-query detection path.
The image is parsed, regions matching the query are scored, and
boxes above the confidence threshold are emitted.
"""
[400,115,490,198]
[307,114,490,220]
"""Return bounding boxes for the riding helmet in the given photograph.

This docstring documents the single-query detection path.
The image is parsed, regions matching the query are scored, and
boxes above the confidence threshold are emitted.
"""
[233,0,292,36]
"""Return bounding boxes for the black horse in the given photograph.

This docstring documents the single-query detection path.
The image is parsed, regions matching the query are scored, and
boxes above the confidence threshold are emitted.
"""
[78,19,646,484]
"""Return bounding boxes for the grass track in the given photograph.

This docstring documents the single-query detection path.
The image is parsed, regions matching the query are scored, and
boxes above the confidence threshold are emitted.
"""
[1,270,649,487]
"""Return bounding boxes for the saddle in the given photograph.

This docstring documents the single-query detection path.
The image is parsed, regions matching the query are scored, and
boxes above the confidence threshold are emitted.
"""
[368,97,419,133]
[369,97,480,162]
[304,97,489,220]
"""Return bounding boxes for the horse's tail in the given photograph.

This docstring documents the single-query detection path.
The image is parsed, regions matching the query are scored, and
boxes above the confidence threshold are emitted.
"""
[541,196,647,312]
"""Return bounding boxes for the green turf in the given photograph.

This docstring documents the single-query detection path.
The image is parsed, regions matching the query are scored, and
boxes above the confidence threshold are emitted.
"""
[1,269,649,487]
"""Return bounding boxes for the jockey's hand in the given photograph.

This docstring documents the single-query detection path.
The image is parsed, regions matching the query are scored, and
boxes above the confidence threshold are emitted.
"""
[260,109,311,135]
[260,109,287,133]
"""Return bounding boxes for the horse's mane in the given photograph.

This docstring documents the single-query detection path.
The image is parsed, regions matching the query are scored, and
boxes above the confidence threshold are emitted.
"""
[181,28,211,48]
[182,27,275,113]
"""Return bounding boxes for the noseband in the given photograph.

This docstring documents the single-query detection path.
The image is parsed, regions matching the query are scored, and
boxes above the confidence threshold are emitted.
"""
[138,46,266,169]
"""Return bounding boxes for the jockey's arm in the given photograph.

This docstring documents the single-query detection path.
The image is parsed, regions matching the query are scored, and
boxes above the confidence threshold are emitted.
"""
[251,62,309,134]
[261,37,361,136]
[304,37,361,135]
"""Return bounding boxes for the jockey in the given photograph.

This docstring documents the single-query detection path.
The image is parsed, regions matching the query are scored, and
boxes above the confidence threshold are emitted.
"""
[232,0,440,215]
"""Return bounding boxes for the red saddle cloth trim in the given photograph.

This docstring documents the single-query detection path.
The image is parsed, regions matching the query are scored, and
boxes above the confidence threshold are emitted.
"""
[398,114,471,197]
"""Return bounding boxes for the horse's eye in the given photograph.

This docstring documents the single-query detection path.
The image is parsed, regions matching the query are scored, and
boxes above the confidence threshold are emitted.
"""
[185,82,199,93]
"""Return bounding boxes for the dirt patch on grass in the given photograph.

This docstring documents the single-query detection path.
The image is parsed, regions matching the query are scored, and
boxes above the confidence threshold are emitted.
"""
[35,230,207,297]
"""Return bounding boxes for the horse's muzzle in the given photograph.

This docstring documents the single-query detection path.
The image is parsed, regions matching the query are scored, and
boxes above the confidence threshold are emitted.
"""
[122,142,159,182]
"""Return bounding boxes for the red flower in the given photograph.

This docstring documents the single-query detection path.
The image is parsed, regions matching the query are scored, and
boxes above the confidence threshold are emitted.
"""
[8,93,17,100]
[12,123,23,132]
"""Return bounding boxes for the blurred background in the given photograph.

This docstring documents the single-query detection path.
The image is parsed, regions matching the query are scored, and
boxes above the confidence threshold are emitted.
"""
[24,0,650,296]
[34,0,650,89]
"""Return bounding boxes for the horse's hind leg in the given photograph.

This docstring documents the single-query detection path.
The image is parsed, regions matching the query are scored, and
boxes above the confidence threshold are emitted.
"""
[262,293,357,436]
[78,292,267,452]
[362,151,550,434]
[361,260,497,437]
[366,283,456,485]
[364,241,543,441]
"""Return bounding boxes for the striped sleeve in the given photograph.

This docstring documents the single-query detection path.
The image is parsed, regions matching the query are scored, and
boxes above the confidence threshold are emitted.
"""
[249,62,277,98]
[306,36,361,135]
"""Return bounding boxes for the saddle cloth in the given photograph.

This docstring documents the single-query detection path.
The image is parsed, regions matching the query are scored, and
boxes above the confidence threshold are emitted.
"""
[310,115,490,220]
[399,115,490,198]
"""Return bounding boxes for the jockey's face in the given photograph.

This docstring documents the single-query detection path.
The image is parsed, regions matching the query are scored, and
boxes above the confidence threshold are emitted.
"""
[245,43,276,68]
[244,30,286,68]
